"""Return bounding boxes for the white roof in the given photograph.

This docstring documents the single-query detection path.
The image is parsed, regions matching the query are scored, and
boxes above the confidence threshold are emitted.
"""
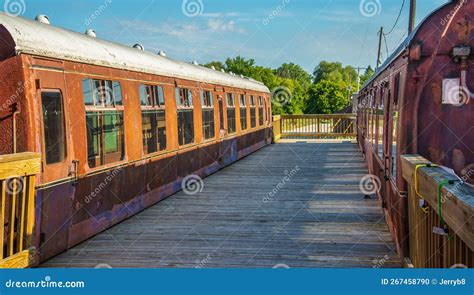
[0,13,270,93]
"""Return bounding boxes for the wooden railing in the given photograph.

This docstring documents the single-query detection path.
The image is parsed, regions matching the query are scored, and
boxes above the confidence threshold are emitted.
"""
[401,155,473,268]
[273,114,356,140]
[0,152,40,268]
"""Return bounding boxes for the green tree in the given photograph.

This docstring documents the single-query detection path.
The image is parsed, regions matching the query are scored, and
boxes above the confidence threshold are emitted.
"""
[225,56,256,77]
[202,57,362,115]
[306,80,349,114]
[274,63,312,88]
[313,61,357,87]
[203,61,225,71]
[359,65,375,87]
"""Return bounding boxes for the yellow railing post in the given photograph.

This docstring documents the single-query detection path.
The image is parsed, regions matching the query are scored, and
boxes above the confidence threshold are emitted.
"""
[272,115,282,142]
[0,152,41,269]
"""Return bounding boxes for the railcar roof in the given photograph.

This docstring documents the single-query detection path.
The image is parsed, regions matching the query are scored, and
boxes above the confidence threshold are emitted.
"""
[0,13,270,93]
[360,2,452,90]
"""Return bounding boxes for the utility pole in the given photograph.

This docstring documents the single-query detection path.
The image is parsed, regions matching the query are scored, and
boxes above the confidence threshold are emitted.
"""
[355,67,368,93]
[408,0,416,34]
[376,27,384,70]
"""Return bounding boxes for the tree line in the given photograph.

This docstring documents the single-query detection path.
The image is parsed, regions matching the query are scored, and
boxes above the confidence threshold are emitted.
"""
[204,57,374,115]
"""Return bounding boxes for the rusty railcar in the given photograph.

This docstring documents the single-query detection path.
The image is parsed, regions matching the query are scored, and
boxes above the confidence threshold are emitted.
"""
[0,13,273,263]
[355,0,473,257]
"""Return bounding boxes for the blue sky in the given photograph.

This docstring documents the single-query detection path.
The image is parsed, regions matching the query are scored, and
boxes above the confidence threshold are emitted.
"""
[4,0,448,73]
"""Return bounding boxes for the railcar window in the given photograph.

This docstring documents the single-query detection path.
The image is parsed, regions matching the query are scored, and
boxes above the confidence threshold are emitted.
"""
[82,79,94,105]
[201,90,215,140]
[239,94,247,131]
[371,93,377,146]
[266,97,271,126]
[140,84,167,154]
[82,79,125,168]
[226,93,236,134]
[250,95,256,128]
[391,74,400,178]
[140,84,165,107]
[391,111,399,176]
[41,91,66,164]
[377,89,385,160]
[176,88,195,145]
[218,97,225,132]
[113,82,123,105]
[258,96,264,126]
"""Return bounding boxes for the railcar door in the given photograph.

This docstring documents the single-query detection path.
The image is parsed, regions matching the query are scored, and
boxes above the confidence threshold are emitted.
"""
[383,79,406,253]
[31,61,75,261]
[372,87,386,205]
[218,96,226,138]
[34,68,73,183]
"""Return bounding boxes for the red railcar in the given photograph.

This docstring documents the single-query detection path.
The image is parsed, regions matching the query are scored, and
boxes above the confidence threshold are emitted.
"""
[355,1,473,256]
[0,13,273,263]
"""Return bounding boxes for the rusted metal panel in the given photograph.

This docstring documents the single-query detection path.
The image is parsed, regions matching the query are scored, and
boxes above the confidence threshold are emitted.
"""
[0,5,277,266]
[356,1,474,258]
[36,184,74,262]
[34,131,271,262]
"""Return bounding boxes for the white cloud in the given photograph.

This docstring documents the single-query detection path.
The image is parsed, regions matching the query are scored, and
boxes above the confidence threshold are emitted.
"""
[117,17,246,41]
[201,12,242,18]
[207,19,246,34]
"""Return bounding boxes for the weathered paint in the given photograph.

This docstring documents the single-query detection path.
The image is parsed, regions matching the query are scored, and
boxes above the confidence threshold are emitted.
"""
[355,0,473,258]
[0,14,274,264]
[0,13,269,93]
[34,130,270,262]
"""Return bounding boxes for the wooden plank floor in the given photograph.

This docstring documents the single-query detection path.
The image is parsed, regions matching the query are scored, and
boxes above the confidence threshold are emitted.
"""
[41,140,402,268]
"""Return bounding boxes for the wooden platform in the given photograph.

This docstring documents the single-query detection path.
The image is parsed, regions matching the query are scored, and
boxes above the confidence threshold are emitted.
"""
[41,140,402,268]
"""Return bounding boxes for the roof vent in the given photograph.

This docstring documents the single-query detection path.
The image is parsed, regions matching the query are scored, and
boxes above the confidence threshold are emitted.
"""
[221,69,225,73]
[211,66,216,70]
[133,44,145,51]
[192,60,199,66]
[85,29,96,38]
[35,15,50,25]
[240,75,244,78]
[158,51,167,57]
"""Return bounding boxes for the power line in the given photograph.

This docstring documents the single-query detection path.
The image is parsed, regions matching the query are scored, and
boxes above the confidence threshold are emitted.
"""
[384,0,406,36]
